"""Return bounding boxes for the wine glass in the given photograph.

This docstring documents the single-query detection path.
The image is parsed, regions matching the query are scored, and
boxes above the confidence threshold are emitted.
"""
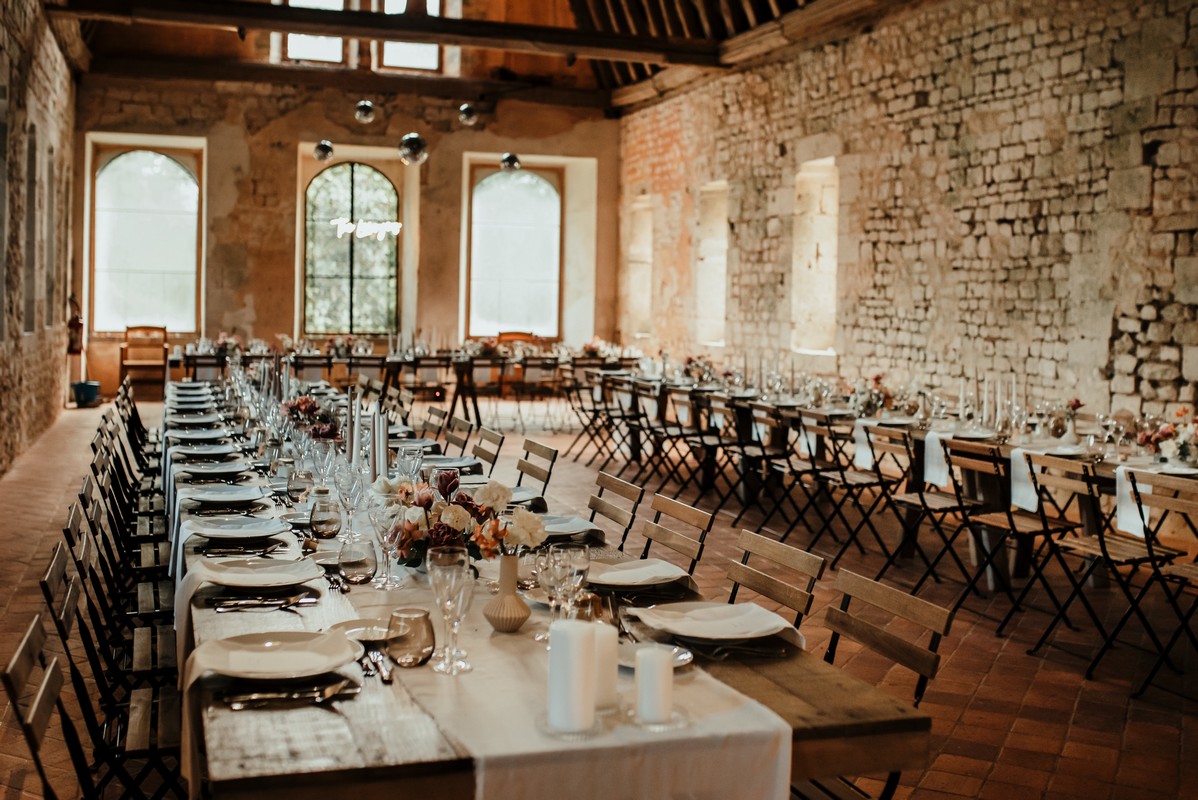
[333,462,362,541]
[427,546,473,676]
[533,549,564,643]
[337,534,378,585]
[368,505,404,589]
[386,609,435,668]
[550,543,590,616]
[396,445,424,481]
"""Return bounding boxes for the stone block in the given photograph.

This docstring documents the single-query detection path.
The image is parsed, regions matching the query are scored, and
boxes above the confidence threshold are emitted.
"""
[1108,166,1153,210]
[1183,347,1198,382]
[1114,353,1139,373]
[1176,257,1198,303]
[1146,322,1174,343]
[1140,362,1180,381]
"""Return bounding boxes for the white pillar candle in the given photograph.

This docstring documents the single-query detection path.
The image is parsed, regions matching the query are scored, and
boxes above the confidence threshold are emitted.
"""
[376,412,388,479]
[958,377,965,415]
[547,621,597,733]
[593,623,619,710]
[635,645,674,724]
[982,374,991,426]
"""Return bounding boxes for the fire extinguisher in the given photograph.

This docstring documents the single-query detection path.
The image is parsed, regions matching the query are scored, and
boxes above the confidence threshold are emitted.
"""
[67,294,83,355]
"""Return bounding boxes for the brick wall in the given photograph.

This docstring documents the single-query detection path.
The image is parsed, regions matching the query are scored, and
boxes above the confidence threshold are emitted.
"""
[619,0,1198,414]
[0,0,73,474]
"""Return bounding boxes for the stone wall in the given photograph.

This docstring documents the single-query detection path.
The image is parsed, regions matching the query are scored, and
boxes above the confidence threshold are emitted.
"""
[73,77,620,392]
[0,0,73,474]
[619,0,1198,414]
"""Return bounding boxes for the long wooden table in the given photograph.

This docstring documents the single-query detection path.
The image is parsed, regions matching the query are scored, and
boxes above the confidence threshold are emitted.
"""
[181,536,929,798]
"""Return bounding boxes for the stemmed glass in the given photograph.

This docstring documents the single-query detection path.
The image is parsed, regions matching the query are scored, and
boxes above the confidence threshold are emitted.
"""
[395,445,424,482]
[311,440,334,484]
[427,546,474,676]
[333,460,363,541]
[551,543,590,617]
[533,549,565,643]
[287,469,314,505]
[368,504,405,589]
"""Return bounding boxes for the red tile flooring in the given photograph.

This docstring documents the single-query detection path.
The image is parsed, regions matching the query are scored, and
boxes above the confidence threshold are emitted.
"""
[1,400,1195,798]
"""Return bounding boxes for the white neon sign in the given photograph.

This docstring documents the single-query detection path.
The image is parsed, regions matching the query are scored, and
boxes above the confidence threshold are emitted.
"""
[330,217,403,240]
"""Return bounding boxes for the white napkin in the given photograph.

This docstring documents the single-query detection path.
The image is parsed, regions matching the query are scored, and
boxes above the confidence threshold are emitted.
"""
[923,431,950,488]
[629,602,790,640]
[853,420,874,470]
[1116,467,1152,537]
[541,516,598,536]
[588,558,688,586]
[1008,448,1040,511]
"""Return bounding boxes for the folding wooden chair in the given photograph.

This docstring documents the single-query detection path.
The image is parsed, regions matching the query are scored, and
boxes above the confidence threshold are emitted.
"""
[639,494,715,575]
[443,415,474,457]
[586,471,645,552]
[511,438,559,508]
[797,570,953,800]
[725,530,826,627]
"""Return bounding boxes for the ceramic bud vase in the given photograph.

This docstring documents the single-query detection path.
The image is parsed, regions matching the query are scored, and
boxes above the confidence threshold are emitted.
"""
[1060,417,1080,446]
[483,554,531,633]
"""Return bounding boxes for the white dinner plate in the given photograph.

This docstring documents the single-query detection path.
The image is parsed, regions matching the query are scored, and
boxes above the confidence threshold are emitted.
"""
[174,443,239,459]
[522,587,552,607]
[188,517,290,540]
[178,461,251,478]
[168,400,215,410]
[879,415,918,426]
[1045,445,1086,457]
[629,601,791,642]
[166,428,231,441]
[188,485,266,505]
[588,558,688,587]
[281,511,311,527]
[539,515,599,540]
[329,618,391,643]
[168,413,223,426]
[617,641,693,670]
[1160,466,1198,476]
[201,557,323,588]
[199,631,361,680]
[952,430,995,440]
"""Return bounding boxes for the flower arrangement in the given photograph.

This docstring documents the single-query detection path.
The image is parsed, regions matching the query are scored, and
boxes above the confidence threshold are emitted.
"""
[375,478,548,565]
[581,337,617,358]
[1155,408,1197,463]
[684,355,716,382]
[281,395,321,425]
[307,419,340,440]
[1064,398,1085,420]
[848,374,895,418]
[465,337,509,358]
[325,334,358,356]
[214,331,242,355]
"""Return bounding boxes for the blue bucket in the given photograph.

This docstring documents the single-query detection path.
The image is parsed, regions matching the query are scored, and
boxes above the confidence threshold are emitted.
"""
[72,381,101,407]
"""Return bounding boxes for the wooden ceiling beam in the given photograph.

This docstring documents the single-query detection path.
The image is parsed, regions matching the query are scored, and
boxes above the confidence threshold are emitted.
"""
[85,56,612,108]
[47,0,723,68]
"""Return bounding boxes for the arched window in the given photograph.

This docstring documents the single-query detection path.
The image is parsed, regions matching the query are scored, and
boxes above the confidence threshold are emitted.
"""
[92,149,200,333]
[304,162,400,335]
[467,168,562,338]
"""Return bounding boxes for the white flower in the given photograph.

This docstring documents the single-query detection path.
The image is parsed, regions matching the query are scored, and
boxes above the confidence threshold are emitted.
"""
[440,504,472,532]
[1161,440,1181,459]
[474,481,513,511]
[403,506,428,528]
[504,508,547,549]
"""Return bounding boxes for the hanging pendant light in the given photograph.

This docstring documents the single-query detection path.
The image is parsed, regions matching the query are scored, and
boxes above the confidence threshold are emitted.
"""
[314,140,335,162]
[500,152,521,171]
[458,103,480,127]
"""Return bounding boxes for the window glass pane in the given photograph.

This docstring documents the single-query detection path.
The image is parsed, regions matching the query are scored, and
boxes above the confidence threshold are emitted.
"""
[469,169,561,338]
[304,162,400,335]
[381,0,440,70]
[288,0,343,62]
[93,150,199,332]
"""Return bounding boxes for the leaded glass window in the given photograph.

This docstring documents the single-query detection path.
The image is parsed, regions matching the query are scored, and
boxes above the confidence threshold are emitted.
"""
[304,162,399,335]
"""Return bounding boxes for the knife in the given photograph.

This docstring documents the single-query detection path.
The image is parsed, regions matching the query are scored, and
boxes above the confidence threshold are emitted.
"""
[223,680,361,708]
[369,649,393,684]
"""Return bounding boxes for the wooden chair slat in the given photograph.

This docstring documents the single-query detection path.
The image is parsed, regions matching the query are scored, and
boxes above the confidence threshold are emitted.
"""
[642,521,702,560]
[650,494,713,530]
[3,617,46,701]
[723,560,814,617]
[515,459,550,484]
[595,471,642,502]
[522,438,558,461]
[125,688,153,754]
[737,530,826,581]
[588,495,633,527]
[824,607,941,680]
[24,659,64,747]
[835,569,953,635]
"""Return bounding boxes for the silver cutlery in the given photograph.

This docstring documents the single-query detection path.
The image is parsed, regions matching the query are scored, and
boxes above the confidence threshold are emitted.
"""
[368,649,393,684]
[358,655,377,678]
[224,679,360,711]
[323,573,351,594]
[202,542,284,558]
[214,596,318,613]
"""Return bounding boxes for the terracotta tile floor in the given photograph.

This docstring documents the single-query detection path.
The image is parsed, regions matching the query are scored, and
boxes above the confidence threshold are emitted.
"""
[1,400,1196,798]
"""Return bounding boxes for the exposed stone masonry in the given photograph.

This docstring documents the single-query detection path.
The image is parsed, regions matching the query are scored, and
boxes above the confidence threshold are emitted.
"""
[0,0,73,475]
[620,0,1198,414]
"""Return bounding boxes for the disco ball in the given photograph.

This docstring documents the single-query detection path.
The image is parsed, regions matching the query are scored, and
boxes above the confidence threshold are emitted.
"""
[314,140,334,162]
[355,100,376,124]
[458,103,479,126]
[398,132,429,166]
[500,152,522,171]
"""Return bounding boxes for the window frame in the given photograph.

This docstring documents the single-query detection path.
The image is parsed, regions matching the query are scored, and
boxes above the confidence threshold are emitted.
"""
[300,160,402,337]
[464,162,565,341]
[87,144,204,336]
[373,0,442,74]
[285,0,349,65]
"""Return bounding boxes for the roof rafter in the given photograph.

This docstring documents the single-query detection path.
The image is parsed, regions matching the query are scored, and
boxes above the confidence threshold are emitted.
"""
[46,0,724,68]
